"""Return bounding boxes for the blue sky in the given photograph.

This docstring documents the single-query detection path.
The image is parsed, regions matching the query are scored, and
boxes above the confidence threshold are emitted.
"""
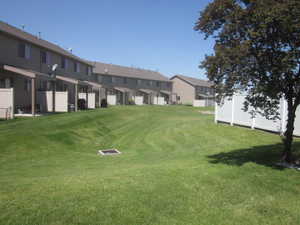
[1,0,214,79]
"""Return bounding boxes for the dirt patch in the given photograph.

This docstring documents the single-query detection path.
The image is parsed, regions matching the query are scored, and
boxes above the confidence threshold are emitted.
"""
[199,111,215,115]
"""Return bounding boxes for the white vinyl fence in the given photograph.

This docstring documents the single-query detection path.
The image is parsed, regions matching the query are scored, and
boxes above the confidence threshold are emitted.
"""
[153,97,166,105]
[193,99,215,107]
[215,93,300,135]
[193,100,205,107]
[78,93,87,100]
[206,99,215,107]
[107,95,117,105]
[37,91,68,112]
[37,91,52,112]
[88,93,95,109]
[0,88,14,119]
[55,92,68,112]
[134,96,144,105]
[78,92,96,109]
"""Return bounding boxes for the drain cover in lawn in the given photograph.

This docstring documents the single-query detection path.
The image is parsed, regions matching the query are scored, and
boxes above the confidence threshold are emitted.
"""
[98,149,121,156]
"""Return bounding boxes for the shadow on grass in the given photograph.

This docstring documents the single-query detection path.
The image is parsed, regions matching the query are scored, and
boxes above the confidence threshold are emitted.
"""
[207,143,300,170]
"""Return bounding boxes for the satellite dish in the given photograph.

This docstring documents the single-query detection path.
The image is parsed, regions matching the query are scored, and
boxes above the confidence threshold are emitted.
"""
[52,64,58,72]
[50,64,58,79]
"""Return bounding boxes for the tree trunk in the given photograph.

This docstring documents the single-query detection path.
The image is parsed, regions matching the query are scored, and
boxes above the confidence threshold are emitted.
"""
[282,99,297,163]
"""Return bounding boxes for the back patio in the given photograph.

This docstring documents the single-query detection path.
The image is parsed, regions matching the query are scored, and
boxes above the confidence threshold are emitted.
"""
[0,64,102,119]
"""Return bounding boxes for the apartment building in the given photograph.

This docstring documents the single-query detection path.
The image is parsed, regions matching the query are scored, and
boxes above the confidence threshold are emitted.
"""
[92,62,173,105]
[170,75,214,106]
[0,21,99,117]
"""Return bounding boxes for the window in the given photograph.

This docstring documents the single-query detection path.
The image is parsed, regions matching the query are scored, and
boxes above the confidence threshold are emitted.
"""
[0,79,4,88]
[41,51,46,64]
[97,75,102,83]
[204,87,209,93]
[24,79,31,92]
[37,80,48,91]
[18,42,30,59]
[25,45,30,59]
[61,57,65,69]
[111,76,116,83]
[145,80,150,86]
[123,77,127,84]
[74,62,80,72]
[63,84,68,92]
[47,81,51,90]
[0,78,12,88]
[137,79,142,85]
[5,78,11,88]
[41,51,50,64]
[156,81,160,87]
[37,80,42,90]
[86,66,92,76]
[18,43,25,58]
[10,78,14,88]
[61,57,69,70]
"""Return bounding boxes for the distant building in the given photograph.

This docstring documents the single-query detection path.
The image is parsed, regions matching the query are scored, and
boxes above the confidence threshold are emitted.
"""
[92,62,173,105]
[170,75,214,106]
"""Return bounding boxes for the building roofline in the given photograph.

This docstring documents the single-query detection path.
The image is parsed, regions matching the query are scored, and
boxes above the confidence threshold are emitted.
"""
[0,21,93,66]
[170,74,213,87]
[170,75,196,87]
[93,61,172,82]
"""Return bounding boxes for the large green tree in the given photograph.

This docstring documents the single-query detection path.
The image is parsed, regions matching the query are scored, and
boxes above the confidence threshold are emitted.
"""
[195,0,300,162]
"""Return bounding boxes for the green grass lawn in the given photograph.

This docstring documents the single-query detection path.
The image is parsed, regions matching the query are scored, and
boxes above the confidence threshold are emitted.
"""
[0,105,299,225]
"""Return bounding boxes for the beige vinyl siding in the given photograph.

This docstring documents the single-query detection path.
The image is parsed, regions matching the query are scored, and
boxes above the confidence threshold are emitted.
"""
[171,77,195,104]
[0,32,91,81]
[97,74,172,93]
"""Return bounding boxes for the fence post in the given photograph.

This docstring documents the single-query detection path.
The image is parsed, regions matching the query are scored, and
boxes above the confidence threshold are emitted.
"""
[281,97,287,135]
[251,115,255,130]
[11,88,14,119]
[215,100,218,124]
[230,95,235,126]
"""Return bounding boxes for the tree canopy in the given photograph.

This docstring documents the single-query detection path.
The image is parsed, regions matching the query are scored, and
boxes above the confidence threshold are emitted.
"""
[195,0,300,162]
